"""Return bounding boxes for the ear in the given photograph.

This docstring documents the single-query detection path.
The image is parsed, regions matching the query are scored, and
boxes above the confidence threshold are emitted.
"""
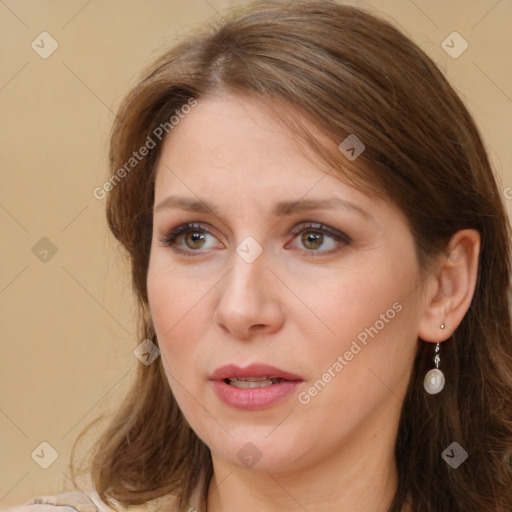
[418,229,481,343]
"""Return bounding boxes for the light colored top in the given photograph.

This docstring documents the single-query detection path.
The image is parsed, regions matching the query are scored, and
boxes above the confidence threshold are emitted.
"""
[0,486,201,512]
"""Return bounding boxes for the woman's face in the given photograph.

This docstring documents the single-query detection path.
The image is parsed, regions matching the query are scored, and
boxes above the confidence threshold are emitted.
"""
[147,93,426,474]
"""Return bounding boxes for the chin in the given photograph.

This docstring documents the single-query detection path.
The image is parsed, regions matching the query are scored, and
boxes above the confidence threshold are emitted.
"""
[204,426,307,472]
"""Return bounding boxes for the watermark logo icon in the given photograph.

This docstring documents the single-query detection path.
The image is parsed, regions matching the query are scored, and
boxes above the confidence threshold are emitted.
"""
[236,442,263,468]
[442,441,468,468]
[31,441,58,469]
[236,236,263,264]
[32,237,58,263]
[31,32,59,59]
[338,134,365,161]
[441,32,468,59]
[133,338,160,365]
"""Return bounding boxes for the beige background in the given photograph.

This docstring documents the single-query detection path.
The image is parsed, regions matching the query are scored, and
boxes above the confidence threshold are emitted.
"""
[1,0,511,505]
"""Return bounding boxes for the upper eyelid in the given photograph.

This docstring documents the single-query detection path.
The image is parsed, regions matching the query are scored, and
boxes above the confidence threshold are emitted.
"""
[289,222,349,240]
[159,221,342,237]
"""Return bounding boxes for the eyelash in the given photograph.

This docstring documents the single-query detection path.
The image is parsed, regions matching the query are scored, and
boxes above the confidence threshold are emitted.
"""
[157,222,351,257]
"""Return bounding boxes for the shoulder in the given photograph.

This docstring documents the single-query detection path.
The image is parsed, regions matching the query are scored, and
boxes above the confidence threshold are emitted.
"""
[0,491,100,512]
[0,478,202,512]
[0,490,177,512]
[0,490,116,512]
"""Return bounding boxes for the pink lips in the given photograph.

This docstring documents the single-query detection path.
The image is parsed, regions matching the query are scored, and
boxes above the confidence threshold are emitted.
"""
[210,363,304,410]
[210,363,304,382]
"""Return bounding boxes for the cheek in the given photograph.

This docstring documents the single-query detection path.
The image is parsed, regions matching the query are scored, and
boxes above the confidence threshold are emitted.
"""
[147,261,202,364]
[299,260,411,341]
[147,250,207,330]
[300,255,420,387]
[147,279,205,411]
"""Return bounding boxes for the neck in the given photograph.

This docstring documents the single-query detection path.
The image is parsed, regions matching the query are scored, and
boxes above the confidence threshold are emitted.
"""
[206,430,401,512]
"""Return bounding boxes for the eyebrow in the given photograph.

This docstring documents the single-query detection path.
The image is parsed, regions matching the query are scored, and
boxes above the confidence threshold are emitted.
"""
[154,196,372,220]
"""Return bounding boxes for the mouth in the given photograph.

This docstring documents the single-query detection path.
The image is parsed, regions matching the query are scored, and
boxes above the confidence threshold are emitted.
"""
[222,376,286,388]
[210,363,304,410]
[210,362,304,384]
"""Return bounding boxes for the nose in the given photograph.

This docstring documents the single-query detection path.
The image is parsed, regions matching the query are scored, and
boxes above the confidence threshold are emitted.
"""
[213,247,285,340]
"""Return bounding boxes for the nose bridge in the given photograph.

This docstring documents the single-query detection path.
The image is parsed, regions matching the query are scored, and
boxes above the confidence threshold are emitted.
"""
[225,239,267,298]
[214,239,283,337]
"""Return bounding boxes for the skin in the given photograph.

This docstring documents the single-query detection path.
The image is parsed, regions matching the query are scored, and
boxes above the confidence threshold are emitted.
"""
[147,93,480,512]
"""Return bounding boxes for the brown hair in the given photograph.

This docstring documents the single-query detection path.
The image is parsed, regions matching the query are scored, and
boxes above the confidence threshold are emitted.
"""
[71,1,512,511]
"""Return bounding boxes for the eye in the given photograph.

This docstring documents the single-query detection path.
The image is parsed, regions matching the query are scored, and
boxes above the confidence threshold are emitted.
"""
[287,222,350,256]
[158,221,350,257]
[158,222,222,255]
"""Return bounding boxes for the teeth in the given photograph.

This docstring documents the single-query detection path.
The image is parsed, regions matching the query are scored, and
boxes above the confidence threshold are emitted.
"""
[230,377,269,382]
[226,377,281,388]
[229,378,274,388]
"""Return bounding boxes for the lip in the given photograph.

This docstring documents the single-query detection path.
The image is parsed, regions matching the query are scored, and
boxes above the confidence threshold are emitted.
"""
[210,363,304,382]
[210,363,304,410]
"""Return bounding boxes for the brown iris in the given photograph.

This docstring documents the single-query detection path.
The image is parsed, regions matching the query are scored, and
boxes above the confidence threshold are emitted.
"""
[302,231,323,250]
[185,231,206,249]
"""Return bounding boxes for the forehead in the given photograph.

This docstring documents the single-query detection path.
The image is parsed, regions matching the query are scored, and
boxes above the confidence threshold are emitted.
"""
[156,94,312,175]
[152,93,392,224]
[155,95,334,194]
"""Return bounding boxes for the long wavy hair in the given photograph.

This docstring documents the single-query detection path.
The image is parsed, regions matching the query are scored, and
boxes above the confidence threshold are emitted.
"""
[71,1,512,511]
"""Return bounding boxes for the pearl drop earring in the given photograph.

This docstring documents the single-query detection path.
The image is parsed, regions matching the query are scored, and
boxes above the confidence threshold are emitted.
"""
[423,324,446,394]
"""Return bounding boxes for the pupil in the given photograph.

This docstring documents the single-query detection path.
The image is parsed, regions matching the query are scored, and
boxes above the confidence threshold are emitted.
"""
[186,232,205,248]
[302,231,322,249]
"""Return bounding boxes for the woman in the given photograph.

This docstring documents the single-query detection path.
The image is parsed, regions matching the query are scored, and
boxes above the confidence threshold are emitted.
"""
[6,1,511,511]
